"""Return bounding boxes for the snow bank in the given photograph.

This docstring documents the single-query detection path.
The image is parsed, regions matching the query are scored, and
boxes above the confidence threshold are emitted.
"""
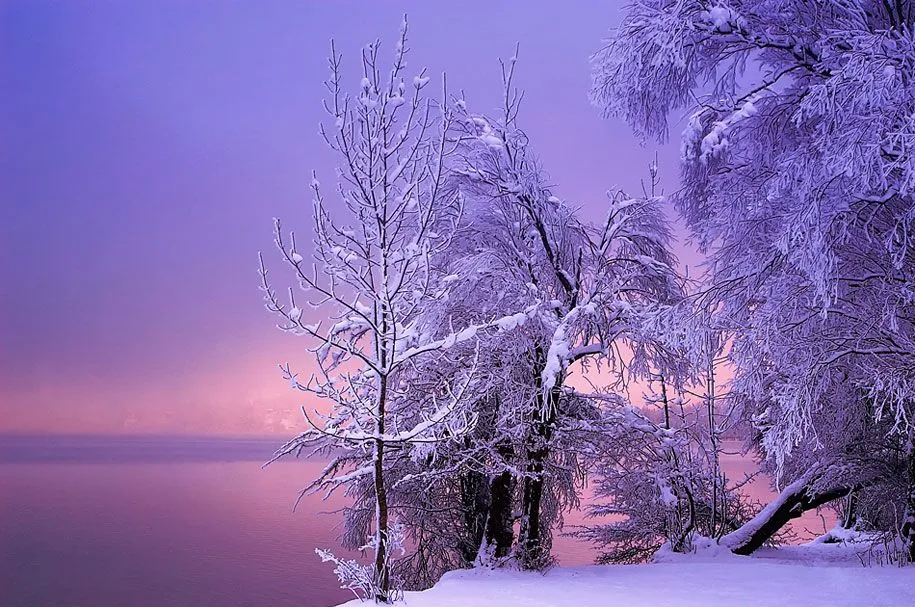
[338,549,910,606]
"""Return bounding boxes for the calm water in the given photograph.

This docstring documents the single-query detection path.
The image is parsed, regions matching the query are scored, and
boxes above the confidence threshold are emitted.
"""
[0,436,827,607]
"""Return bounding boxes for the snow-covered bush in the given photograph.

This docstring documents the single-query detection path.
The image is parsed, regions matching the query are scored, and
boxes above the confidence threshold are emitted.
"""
[316,524,407,602]
[579,369,755,563]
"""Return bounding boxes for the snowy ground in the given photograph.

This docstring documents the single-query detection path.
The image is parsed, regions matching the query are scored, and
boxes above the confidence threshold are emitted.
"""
[339,544,912,607]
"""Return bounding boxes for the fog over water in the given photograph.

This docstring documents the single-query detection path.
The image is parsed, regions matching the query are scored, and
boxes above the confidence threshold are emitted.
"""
[0,435,831,607]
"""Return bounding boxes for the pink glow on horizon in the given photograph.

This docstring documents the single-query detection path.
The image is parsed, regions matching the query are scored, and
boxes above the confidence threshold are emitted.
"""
[1,1,705,435]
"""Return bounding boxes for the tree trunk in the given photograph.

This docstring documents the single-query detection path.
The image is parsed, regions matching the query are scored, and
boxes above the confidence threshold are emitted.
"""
[464,396,512,565]
[373,435,390,601]
[902,440,915,564]
[373,374,390,603]
[841,491,858,530]
[484,441,516,560]
[721,468,857,556]
[518,463,546,568]
[517,386,559,569]
[485,465,516,559]
[459,469,491,567]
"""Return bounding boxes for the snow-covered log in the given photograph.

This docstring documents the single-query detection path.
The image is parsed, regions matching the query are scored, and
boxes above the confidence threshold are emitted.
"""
[721,466,866,556]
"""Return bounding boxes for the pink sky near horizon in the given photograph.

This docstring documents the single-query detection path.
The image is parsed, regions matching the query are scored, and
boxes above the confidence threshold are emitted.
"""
[0,1,700,435]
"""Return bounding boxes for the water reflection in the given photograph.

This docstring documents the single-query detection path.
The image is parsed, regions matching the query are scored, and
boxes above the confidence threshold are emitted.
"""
[0,436,833,607]
[1,455,358,606]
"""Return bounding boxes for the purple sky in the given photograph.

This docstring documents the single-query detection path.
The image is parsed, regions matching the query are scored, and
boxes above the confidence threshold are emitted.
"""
[0,1,687,434]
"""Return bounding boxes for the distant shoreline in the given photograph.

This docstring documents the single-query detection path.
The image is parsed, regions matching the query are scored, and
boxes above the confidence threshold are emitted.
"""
[0,433,293,464]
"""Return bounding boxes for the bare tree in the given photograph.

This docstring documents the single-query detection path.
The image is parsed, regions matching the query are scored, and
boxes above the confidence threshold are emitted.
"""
[259,20,482,602]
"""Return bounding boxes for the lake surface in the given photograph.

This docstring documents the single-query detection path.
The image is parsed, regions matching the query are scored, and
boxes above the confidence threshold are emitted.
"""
[0,435,829,607]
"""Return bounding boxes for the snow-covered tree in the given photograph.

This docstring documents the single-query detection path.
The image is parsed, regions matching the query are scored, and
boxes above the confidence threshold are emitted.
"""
[259,21,487,602]
[423,57,686,570]
[593,0,915,559]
